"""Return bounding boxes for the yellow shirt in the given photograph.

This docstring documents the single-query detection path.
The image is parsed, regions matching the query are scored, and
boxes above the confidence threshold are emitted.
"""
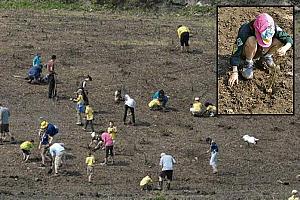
[86,156,95,166]
[75,94,84,105]
[148,99,161,108]
[85,105,94,120]
[192,102,202,112]
[177,26,190,38]
[20,141,34,151]
[108,127,117,140]
[140,176,153,186]
[207,105,216,112]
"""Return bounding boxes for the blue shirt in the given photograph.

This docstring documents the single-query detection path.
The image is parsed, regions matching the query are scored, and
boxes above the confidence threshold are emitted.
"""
[211,142,218,153]
[40,133,49,145]
[28,66,42,78]
[32,55,41,67]
[160,155,176,171]
[152,91,161,99]
[0,107,10,124]
[45,123,59,137]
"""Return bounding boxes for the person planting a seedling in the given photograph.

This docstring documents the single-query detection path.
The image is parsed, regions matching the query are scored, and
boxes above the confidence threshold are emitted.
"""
[228,13,293,87]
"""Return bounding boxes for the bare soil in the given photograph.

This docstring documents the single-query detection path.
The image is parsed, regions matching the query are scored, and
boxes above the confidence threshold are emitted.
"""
[0,9,299,200]
[218,7,294,114]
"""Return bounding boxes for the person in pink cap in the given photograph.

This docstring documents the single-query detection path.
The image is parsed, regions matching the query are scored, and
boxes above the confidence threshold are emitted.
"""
[228,13,293,86]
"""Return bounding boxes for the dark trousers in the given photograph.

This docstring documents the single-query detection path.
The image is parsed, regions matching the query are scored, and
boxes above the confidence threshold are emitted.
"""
[48,74,56,98]
[84,120,94,132]
[123,105,135,124]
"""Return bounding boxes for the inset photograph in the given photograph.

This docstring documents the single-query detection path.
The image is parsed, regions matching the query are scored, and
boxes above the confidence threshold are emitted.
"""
[218,6,294,114]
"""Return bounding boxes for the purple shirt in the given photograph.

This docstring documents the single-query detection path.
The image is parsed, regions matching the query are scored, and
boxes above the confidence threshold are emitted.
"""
[101,132,113,146]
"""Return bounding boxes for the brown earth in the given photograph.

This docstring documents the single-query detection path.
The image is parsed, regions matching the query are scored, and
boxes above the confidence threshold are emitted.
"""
[0,9,299,200]
[218,7,294,114]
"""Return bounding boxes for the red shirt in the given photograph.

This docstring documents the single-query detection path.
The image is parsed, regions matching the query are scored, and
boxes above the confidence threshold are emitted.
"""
[47,59,55,74]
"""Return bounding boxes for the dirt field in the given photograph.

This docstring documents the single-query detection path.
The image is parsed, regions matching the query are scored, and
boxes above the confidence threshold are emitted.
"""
[0,9,299,200]
[218,7,294,114]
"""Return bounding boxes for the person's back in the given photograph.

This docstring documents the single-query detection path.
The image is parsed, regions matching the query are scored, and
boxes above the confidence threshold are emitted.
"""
[125,95,136,108]
[101,132,113,146]
[49,143,65,155]
[33,54,41,67]
[85,105,94,120]
[28,65,42,78]
[0,107,10,124]
[160,154,176,171]
[149,99,161,109]
[20,141,34,150]
[177,26,190,38]
[46,123,58,137]
[193,102,202,112]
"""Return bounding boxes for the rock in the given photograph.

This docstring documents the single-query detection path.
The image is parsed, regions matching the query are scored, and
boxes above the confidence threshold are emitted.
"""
[266,88,272,94]
[35,178,41,182]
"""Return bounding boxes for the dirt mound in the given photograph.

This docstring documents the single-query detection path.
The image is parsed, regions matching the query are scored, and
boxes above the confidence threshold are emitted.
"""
[218,7,294,114]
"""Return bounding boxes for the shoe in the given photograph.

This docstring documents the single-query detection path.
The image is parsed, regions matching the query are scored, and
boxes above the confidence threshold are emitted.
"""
[82,128,87,131]
[100,162,107,166]
[264,56,280,72]
[242,61,254,79]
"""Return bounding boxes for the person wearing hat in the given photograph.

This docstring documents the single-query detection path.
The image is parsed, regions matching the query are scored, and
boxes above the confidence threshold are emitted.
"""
[177,25,190,52]
[158,153,176,190]
[88,132,102,150]
[49,143,65,175]
[39,120,59,144]
[288,190,299,200]
[206,137,219,174]
[20,140,34,162]
[123,94,136,126]
[71,89,85,125]
[228,13,293,86]
[190,97,202,116]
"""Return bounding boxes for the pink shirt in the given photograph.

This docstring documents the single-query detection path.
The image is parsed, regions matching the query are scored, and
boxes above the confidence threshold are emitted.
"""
[101,132,113,146]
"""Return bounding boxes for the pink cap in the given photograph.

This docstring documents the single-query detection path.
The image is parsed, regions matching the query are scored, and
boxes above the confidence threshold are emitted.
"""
[253,13,275,47]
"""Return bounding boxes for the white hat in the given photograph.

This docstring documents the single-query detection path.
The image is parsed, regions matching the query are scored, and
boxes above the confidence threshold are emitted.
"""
[292,190,298,194]
[160,153,166,157]
[195,97,200,101]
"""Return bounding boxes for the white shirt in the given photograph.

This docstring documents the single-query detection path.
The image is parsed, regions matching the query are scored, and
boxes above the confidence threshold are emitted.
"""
[124,95,136,108]
[49,143,65,157]
[160,154,176,171]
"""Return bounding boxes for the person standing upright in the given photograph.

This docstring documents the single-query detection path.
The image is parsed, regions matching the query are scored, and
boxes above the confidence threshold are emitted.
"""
[206,137,219,174]
[46,55,57,98]
[0,105,15,144]
[123,94,136,126]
